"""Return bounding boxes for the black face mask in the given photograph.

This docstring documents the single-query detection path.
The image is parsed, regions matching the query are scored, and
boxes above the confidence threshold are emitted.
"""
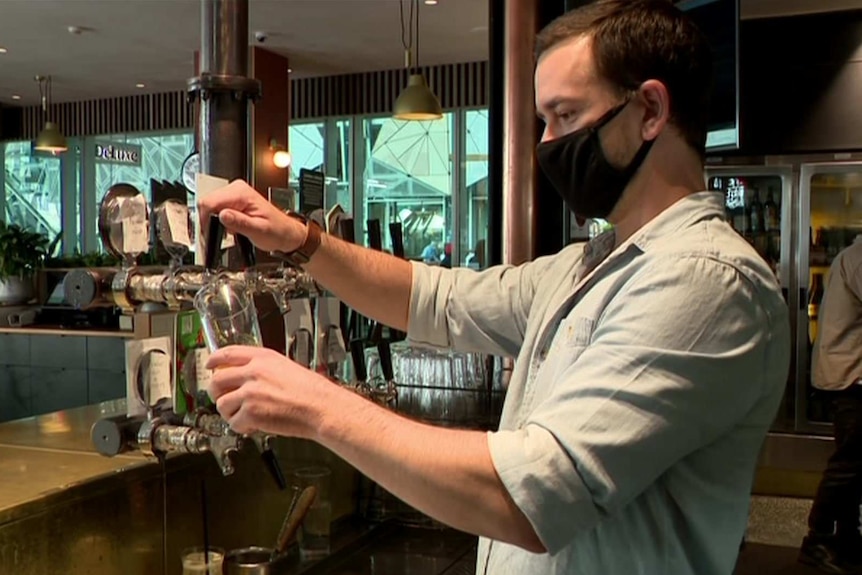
[536,100,655,220]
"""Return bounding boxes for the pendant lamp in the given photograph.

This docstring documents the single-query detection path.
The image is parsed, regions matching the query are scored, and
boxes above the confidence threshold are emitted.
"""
[393,0,442,121]
[34,75,68,154]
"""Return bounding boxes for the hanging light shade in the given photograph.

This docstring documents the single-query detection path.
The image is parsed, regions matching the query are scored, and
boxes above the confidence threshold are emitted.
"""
[34,121,68,153]
[33,75,67,153]
[394,73,443,121]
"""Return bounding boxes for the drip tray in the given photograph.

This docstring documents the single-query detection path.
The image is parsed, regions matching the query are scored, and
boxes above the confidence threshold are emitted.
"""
[300,523,477,575]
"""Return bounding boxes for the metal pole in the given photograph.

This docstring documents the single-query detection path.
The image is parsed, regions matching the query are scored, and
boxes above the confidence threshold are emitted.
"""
[501,0,539,265]
[190,0,260,183]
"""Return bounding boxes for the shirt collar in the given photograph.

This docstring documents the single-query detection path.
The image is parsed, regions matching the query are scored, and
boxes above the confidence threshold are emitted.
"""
[627,191,726,252]
[581,191,726,268]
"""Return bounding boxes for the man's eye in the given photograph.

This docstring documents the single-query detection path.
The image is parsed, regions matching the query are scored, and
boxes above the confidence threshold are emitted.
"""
[558,111,575,122]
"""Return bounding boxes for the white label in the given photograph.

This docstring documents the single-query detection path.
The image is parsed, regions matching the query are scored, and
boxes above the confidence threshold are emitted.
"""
[194,347,213,393]
[285,298,314,338]
[120,195,149,254]
[125,336,172,417]
[147,352,172,403]
[317,297,346,364]
[325,325,347,365]
[165,202,192,247]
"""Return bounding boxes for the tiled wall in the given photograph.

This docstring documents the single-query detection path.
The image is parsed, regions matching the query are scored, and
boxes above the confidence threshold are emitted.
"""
[0,333,126,422]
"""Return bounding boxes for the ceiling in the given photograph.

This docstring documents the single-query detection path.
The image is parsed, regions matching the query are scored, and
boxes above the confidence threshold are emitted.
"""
[0,0,489,106]
[0,0,857,107]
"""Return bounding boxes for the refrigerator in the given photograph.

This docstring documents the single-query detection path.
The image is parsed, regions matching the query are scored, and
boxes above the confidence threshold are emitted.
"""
[706,153,862,435]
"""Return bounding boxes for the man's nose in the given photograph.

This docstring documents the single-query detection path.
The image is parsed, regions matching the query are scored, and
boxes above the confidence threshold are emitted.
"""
[541,124,557,143]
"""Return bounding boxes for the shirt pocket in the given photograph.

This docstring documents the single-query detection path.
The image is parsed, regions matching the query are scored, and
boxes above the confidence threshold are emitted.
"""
[552,315,595,351]
[523,316,596,415]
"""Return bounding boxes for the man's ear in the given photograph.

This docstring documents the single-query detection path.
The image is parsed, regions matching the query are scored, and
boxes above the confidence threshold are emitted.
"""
[637,79,670,141]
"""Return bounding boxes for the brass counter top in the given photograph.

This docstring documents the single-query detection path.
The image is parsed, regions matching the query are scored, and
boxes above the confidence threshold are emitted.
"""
[0,400,151,525]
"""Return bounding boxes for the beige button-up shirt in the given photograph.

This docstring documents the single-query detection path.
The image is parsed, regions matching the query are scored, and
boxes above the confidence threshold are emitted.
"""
[407,192,790,575]
[813,236,862,390]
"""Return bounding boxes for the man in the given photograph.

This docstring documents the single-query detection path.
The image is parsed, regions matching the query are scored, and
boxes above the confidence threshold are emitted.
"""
[800,237,862,575]
[198,1,790,573]
[421,239,441,264]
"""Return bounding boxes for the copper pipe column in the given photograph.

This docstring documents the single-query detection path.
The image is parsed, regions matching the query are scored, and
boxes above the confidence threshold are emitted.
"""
[501,0,540,266]
[189,0,261,183]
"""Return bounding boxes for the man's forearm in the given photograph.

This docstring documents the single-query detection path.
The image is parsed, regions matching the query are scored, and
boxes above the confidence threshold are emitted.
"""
[303,233,413,332]
[313,385,545,553]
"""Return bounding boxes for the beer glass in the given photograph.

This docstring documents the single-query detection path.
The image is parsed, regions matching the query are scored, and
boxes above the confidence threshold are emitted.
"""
[194,275,263,352]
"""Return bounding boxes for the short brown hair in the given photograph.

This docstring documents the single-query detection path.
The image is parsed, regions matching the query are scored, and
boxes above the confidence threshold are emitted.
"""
[535,0,713,155]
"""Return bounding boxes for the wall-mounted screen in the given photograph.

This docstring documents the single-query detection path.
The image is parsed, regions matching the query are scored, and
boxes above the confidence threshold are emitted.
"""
[677,0,740,151]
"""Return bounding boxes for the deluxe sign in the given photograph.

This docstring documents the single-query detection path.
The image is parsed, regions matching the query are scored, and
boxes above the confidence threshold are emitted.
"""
[94,142,142,166]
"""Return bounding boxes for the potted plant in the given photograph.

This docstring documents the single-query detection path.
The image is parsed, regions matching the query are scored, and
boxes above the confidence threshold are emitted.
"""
[0,221,49,305]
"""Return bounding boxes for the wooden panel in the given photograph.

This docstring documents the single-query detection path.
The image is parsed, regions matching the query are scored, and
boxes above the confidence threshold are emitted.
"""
[3,61,488,141]
[251,47,290,193]
[291,60,489,119]
[18,91,194,140]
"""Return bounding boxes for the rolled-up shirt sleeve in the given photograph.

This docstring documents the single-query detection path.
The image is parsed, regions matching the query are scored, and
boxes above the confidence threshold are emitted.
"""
[407,254,562,357]
[487,255,786,555]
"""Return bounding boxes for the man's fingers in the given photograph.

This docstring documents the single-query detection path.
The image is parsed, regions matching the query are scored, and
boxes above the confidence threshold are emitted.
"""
[219,209,265,238]
[206,345,264,370]
[215,389,243,420]
[208,365,249,400]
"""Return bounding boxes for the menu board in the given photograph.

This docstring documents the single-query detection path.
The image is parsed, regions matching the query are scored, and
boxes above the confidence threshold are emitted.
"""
[299,168,325,215]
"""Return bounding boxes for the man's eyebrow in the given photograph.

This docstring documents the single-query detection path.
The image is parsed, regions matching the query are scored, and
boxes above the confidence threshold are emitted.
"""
[537,96,586,116]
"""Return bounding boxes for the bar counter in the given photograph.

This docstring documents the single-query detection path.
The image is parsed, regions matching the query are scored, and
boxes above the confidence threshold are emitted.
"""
[0,401,475,575]
[0,400,360,575]
[0,401,148,526]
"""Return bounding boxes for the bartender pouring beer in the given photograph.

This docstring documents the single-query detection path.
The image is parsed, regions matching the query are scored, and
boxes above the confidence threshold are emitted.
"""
[199,1,790,573]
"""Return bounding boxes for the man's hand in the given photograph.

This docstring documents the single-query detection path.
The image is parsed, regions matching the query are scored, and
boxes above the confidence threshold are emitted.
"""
[197,179,305,253]
[206,345,330,437]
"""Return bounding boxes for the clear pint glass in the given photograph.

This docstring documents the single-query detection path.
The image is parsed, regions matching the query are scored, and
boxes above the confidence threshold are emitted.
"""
[193,275,263,352]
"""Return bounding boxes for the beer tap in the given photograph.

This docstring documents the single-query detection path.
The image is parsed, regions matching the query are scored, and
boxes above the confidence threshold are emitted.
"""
[91,403,244,476]
[349,339,372,399]
[202,214,287,489]
[375,340,398,408]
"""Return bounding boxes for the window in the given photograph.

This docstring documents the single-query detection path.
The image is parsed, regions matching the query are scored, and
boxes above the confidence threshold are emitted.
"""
[362,114,454,260]
[460,109,489,269]
[2,141,63,245]
[289,119,352,213]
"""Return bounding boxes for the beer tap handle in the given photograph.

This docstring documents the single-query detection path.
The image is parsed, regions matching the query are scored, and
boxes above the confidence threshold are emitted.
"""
[388,221,406,342]
[389,222,405,259]
[262,448,287,490]
[237,234,256,269]
[250,433,287,490]
[350,339,367,383]
[205,214,225,271]
[378,340,395,382]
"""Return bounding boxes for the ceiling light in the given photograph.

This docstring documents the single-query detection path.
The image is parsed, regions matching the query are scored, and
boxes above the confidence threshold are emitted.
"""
[394,74,443,121]
[288,68,293,73]
[136,83,145,88]
[0,47,7,54]
[12,95,20,100]
[34,75,68,154]
[35,122,68,153]
[425,0,438,4]
[394,0,443,121]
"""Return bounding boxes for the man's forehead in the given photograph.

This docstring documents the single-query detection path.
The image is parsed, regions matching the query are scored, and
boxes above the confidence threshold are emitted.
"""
[535,35,597,88]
